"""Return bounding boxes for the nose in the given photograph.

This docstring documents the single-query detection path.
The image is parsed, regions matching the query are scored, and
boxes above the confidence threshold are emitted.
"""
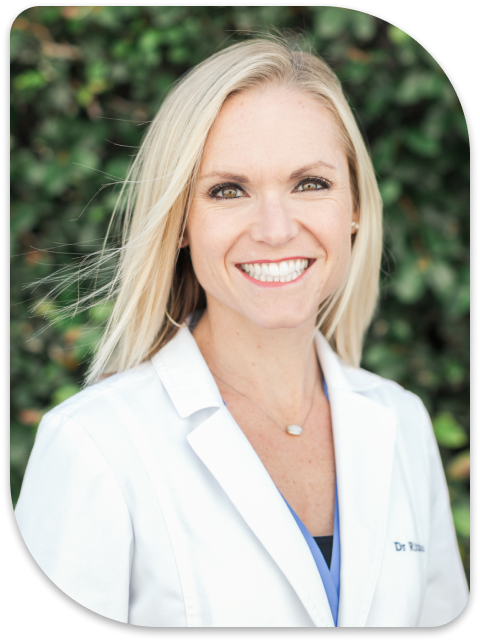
[249,197,298,247]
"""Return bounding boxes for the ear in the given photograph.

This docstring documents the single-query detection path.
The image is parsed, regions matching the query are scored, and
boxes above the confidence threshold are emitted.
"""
[350,209,359,234]
[180,228,189,248]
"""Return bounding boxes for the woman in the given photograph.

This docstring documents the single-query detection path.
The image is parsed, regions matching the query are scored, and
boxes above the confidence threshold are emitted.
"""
[15,38,468,627]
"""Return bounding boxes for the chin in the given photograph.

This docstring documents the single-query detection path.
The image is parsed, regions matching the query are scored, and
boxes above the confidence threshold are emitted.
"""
[242,306,317,331]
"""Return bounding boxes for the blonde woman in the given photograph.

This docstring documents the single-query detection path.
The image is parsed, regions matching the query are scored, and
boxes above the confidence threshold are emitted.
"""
[15,38,468,627]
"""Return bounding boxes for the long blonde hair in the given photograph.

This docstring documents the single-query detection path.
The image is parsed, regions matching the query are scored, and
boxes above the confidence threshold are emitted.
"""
[64,37,383,384]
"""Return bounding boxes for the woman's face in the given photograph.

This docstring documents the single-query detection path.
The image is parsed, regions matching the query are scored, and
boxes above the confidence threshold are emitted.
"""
[185,86,358,330]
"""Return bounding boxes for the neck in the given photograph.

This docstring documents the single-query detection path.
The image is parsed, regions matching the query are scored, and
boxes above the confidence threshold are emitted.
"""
[192,298,321,415]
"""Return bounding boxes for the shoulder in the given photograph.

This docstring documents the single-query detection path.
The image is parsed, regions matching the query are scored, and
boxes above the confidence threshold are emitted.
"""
[25,359,174,502]
[42,359,159,426]
[336,358,438,480]
[338,357,430,428]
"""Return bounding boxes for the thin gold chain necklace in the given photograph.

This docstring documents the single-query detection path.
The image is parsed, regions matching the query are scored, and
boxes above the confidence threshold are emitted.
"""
[210,369,317,436]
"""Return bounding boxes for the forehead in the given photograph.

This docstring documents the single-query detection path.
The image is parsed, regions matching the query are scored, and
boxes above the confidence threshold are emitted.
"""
[200,86,348,176]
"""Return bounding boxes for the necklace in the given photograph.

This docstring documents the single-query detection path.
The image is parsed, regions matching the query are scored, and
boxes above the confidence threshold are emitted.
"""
[210,369,317,436]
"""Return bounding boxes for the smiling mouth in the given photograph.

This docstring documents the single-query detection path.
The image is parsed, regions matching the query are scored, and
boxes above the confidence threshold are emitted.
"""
[238,258,311,283]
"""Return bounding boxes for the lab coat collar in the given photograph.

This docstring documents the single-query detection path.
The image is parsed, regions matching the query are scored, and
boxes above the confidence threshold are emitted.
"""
[152,325,397,627]
[151,324,384,419]
[151,325,223,418]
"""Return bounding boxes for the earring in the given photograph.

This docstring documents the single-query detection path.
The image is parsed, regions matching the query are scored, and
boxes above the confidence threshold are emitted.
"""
[351,221,359,232]
[165,310,184,328]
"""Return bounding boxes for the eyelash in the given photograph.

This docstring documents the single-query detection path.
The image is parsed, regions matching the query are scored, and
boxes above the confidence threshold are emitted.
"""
[208,177,332,200]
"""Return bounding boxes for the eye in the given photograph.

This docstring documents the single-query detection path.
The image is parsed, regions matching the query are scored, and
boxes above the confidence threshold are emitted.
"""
[209,183,246,200]
[295,177,331,192]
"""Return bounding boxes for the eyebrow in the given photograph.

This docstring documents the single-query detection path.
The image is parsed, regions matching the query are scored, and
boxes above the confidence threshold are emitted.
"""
[199,161,336,184]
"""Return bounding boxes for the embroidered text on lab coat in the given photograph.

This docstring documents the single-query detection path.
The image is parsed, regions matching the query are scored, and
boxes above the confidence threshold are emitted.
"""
[394,542,425,552]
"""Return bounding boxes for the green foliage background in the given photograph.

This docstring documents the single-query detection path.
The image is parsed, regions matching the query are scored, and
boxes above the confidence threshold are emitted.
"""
[10,7,469,580]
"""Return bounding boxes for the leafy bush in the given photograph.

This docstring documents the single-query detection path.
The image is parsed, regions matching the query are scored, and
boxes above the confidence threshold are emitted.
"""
[10,6,469,580]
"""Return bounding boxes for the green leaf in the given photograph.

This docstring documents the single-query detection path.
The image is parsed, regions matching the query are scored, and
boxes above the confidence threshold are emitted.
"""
[452,503,470,538]
[396,71,444,105]
[85,61,108,84]
[350,11,376,41]
[390,319,412,342]
[362,343,407,382]
[453,112,469,142]
[372,137,398,173]
[76,86,93,107]
[426,262,456,299]
[139,29,163,53]
[52,384,81,407]
[89,302,114,323]
[13,69,48,93]
[392,261,426,304]
[168,46,191,65]
[433,412,468,449]
[404,130,440,157]
[379,178,402,206]
[388,25,411,45]
[315,7,349,38]
[10,203,37,236]
[444,361,466,386]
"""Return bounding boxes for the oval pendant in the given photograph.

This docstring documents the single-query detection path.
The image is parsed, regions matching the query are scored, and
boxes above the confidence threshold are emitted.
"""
[286,424,303,436]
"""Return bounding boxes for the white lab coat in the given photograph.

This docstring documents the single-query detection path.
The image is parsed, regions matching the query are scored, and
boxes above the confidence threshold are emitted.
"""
[15,326,468,627]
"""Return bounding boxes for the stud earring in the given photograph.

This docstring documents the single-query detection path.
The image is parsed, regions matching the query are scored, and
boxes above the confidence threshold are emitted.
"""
[351,221,359,232]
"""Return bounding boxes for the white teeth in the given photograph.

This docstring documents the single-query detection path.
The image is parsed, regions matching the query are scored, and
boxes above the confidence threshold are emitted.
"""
[269,263,279,277]
[241,259,310,282]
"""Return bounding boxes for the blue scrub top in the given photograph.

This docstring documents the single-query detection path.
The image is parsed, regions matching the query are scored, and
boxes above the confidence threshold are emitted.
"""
[222,377,341,625]
[279,377,341,626]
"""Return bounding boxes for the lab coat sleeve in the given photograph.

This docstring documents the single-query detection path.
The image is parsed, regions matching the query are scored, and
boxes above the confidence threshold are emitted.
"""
[415,397,469,627]
[14,411,133,623]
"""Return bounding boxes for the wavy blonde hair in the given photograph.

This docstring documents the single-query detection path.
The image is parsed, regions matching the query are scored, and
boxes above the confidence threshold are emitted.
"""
[71,37,382,384]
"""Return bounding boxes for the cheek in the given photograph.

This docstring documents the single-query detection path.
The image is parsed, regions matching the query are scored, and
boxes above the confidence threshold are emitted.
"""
[328,222,353,263]
[330,232,353,288]
[312,215,353,289]
[311,207,351,256]
[186,208,232,284]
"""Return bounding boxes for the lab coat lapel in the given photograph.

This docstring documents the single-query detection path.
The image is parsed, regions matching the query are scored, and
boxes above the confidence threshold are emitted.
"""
[188,408,335,628]
[155,326,396,627]
[315,334,397,627]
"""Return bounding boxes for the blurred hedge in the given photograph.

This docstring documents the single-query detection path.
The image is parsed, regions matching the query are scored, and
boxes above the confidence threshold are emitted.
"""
[10,7,469,580]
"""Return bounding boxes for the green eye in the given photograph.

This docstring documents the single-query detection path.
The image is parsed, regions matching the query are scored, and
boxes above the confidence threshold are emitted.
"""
[221,187,240,198]
[295,177,331,192]
[210,183,245,200]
